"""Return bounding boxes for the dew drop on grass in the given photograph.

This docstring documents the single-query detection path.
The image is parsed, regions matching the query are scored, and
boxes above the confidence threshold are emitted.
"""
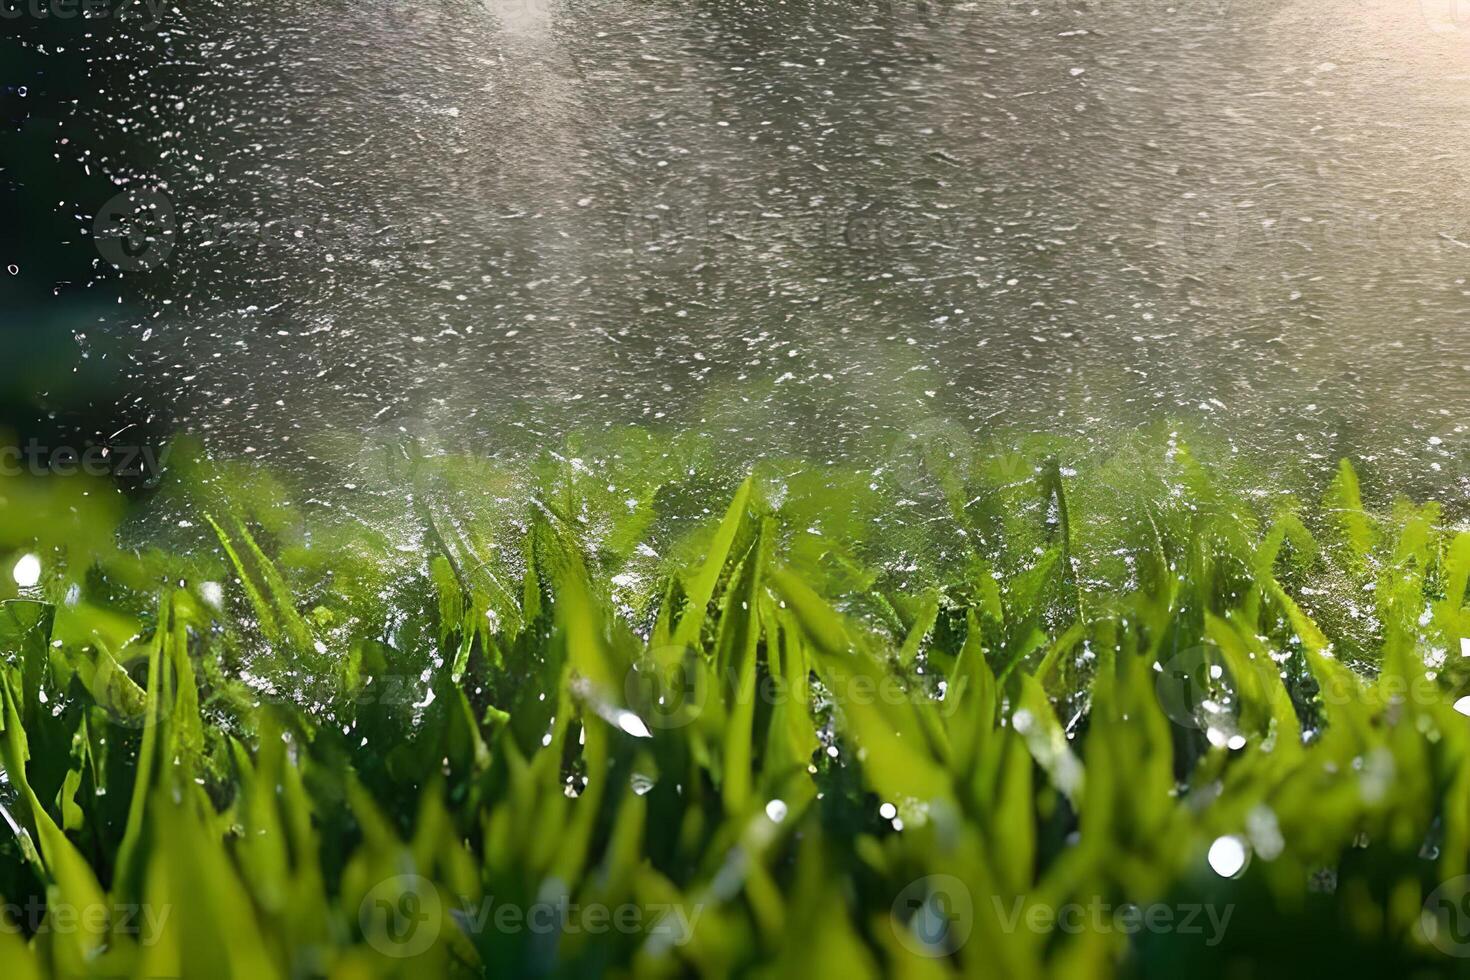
[1208,836,1249,878]
[12,554,41,588]
[615,710,652,739]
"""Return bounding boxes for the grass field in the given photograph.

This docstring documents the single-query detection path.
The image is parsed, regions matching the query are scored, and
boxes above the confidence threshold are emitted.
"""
[0,424,1468,978]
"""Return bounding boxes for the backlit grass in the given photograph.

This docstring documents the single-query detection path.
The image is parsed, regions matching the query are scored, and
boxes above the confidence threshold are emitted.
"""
[0,426,1468,977]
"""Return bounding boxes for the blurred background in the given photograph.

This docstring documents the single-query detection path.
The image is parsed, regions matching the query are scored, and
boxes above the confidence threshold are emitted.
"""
[5,0,1470,510]
[1,2,173,479]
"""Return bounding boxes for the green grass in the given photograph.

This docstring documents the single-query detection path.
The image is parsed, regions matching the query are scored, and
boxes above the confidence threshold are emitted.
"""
[0,424,1468,978]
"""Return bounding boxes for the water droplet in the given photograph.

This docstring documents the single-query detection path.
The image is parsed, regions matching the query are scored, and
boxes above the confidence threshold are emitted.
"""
[12,554,41,588]
[616,710,652,739]
[1208,835,1249,878]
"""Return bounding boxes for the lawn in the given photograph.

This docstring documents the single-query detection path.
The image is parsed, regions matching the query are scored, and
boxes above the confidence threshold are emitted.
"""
[0,424,1467,977]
